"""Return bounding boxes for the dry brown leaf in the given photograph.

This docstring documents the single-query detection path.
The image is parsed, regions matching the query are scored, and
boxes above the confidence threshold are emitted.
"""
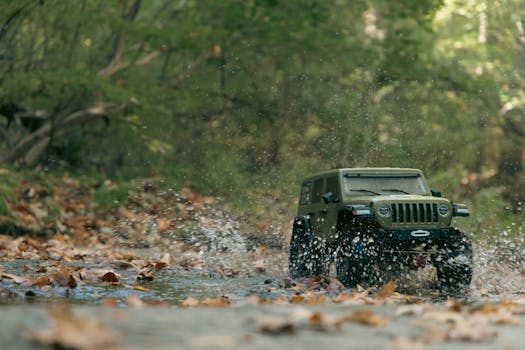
[101,298,119,307]
[156,218,170,233]
[391,337,426,350]
[154,261,168,270]
[256,315,295,335]
[331,291,358,303]
[36,265,48,273]
[136,271,153,281]
[445,314,498,342]
[126,295,144,308]
[202,297,230,307]
[395,304,433,317]
[446,299,464,313]
[101,271,119,283]
[343,309,387,327]
[473,306,520,325]
[27,276,53,288]
[181,297,200,307]
[305,294,327,305]
[52,263,77,288]
[289,294,305,304]
[28,304,126,350]
[421,311,465,324]
[253,259,267,273]
[117,207,135,219]
[1,272,26,284]
[376,280,397,299]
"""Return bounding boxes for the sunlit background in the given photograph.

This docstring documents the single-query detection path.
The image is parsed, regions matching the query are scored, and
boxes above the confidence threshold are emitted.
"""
[1,0,524,237]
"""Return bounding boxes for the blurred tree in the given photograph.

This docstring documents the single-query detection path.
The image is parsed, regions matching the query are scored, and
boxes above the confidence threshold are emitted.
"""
[0,0,523,210]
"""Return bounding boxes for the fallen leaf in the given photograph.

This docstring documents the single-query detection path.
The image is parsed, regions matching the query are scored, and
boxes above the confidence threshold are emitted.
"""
[181,297,200,307]
[289,294,305,304]
[126,295,144,308]
[343,309,387,327]
[421,311,464,324]
[156,218,170,233]
[256,315,295,335]
[154,261,168,270]
[202,297,230,307]
[132,285,150,292]
[1,272,26,284]
[101,271,119,283]
[395,304,433,317]
[136,271,153,281]
[52,264,77,288]
[446,299,464,313]
[376,280,397,299]
[445,314,498,342]
[117,207,135,219]
[391,337,426,350]
[190,335,237,349]
[28,304,126,350]
[101,298,119,307]
[27,276,53,288]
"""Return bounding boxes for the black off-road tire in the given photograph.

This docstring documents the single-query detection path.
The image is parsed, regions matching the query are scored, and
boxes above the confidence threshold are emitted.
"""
[288,217,327,278]
[436,230,473,291]
[336,245,365,287]
[335,225,375,287]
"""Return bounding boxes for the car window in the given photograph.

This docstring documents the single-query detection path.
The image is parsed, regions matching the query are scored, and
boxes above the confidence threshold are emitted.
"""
[325,176,339,196]
[299,182,312,205]
[343,174,429,195]
[311,178,324,203]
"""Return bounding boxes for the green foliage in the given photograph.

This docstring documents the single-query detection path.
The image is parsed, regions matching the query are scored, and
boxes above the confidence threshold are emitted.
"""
[93,184,129,210]
[0,195,10,216]
[0,0,524,234]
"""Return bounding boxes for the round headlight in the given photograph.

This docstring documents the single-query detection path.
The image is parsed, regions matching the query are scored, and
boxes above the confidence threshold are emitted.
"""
[378,204,391,217]
[438,204,449,216]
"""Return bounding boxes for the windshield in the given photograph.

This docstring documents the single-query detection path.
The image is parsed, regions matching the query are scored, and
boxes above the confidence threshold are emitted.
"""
[343,174,429,195]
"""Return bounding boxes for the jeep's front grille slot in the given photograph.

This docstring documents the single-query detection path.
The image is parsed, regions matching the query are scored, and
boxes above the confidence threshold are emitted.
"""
[392,204,397,222]
[390,202,439,224]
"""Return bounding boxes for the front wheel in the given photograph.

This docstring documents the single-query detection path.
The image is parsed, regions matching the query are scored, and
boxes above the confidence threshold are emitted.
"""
[335,234,374,287]
[436,230,473,290]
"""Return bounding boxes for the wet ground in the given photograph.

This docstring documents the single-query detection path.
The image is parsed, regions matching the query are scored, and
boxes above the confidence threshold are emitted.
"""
[0,237,524,350]
[1,303,524,350]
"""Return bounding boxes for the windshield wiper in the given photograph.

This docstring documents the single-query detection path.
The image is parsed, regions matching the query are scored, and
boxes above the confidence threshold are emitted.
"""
[381,188,410,194]
[348,189,380,195]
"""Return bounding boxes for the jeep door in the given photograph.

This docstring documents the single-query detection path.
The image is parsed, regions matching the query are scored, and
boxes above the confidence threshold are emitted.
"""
[299,176,339,242]
[320,175,340,242]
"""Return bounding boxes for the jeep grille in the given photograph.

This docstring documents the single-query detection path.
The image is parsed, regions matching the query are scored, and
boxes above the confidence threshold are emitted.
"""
[390,203,438,223]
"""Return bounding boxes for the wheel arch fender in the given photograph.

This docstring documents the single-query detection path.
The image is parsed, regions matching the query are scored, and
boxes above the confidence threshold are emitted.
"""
[291,215,314,242]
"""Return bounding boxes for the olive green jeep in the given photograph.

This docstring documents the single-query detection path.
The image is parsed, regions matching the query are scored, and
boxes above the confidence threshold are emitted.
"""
[289,168,473,290]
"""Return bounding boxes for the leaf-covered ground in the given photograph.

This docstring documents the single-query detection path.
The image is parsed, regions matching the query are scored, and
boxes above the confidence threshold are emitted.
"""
[1,169,524,349]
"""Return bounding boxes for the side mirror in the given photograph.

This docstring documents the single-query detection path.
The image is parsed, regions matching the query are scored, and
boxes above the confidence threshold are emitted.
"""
[322,192,339,204]
[431,190,442,197]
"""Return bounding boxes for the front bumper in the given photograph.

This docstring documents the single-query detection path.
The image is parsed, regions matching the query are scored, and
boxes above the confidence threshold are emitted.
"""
[378,227,452,242]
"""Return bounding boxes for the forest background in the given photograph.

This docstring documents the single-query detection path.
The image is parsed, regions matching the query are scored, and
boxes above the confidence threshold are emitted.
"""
[1,0,524,239]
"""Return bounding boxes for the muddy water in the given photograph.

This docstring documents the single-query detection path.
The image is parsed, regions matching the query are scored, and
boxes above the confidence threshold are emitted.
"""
[1,236,522,305]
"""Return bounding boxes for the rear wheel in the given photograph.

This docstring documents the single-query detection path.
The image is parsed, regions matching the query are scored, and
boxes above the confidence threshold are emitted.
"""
[436,230,473,290]
[289,217,327,278]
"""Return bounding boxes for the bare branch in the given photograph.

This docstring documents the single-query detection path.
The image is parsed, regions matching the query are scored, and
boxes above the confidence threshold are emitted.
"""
[98,50,161,78]
[1,103,120,164]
